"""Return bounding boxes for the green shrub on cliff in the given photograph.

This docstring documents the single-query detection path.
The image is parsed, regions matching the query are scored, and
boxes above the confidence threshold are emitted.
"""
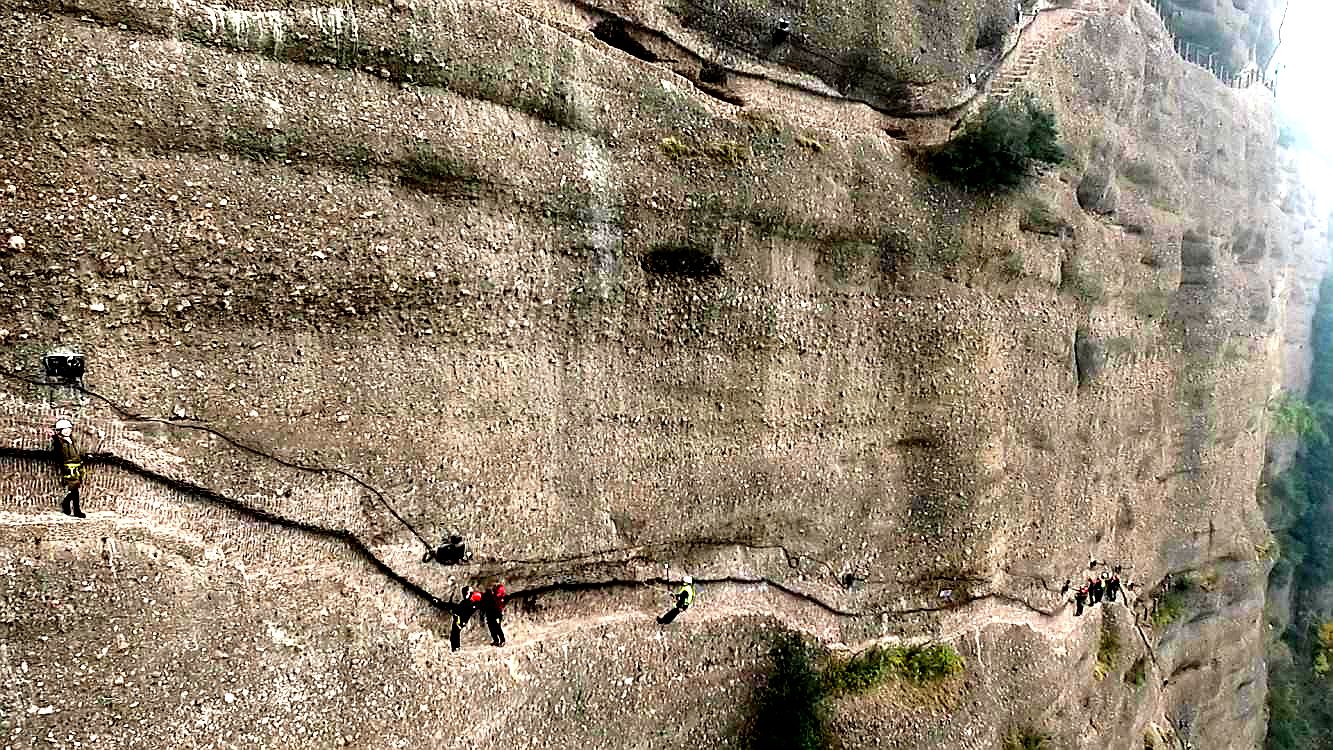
[750,637,965,748]
[1003,729,1052,750]
[823,643,964,694]
[1313,622,1333,677]
[928,95,1065,191]
[1150,590,1185,628]
[1268,393,1330,443]
[898,643,965,683]
[1093,625,1120,680]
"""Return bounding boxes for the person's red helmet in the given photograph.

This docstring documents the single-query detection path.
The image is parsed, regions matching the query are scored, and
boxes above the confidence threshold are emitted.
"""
[494,584,506,597]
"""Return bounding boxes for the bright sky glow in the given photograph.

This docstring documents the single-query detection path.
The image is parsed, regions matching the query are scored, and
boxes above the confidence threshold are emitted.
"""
[1277,1,1333,156]
[1272,0,1333,196]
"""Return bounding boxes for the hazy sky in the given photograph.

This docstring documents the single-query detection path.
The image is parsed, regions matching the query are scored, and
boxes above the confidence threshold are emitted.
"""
[1276,1,1331,150]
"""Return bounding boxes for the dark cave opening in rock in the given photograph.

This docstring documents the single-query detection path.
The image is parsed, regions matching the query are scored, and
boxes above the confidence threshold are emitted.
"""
[592,19,661,63]
[641,246,723,278]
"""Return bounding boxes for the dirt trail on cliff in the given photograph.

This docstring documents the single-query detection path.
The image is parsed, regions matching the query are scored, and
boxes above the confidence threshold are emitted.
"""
[0,392,1131,664]
[0,500,1110,663]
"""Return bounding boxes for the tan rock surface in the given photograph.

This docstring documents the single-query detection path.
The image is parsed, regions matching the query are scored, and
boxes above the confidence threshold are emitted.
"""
[0,0,1317,747]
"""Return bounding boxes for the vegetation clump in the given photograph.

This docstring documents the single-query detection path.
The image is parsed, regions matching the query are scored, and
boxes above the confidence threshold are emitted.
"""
[225,127,305,161]
[1313,621,1333,677]
[660,136,750,165]
[1019,198,1068,236]
[795,134,825,153]
[927,95,1065,191]
[740,110,783,138]
[1002,250,1025,277]
[823,643,964,694]
[1093,625,1120,680]
[750,636,964,749]
[398,144,482,197]
[1003,729,1052,750]
[1268,392,1330,443]
[1060,263,1104,304]
[1125,656,1148,687]
[1120,159,1160,188]
[1150,594,1184,628]
[1264,274,1333,750]
[1150,576,1194,628]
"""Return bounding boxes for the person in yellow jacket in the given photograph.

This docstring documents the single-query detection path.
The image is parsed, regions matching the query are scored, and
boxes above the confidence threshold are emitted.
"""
[52,418,85,518]
[657,575,695,625]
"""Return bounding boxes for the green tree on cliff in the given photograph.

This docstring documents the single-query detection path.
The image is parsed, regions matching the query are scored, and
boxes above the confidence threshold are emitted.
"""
[1267,274,1333,750]
[927,94,1065,191]
[1268,392,1330,443]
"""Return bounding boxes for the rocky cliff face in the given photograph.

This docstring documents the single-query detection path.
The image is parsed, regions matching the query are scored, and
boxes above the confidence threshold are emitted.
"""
[0,0,1315,747]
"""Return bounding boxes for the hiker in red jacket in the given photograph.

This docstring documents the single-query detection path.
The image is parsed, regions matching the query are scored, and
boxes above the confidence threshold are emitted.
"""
[482,583,507,647]
[450,586,483,652]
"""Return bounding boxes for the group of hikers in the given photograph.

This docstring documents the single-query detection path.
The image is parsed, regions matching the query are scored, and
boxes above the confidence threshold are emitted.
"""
[424,527,700,650]
[448,583,509,650]
[1062,559,1137,616]
[423,543,699,636]
[45,417,702,653]
[40,416,1155,651]
[420,533,509,649]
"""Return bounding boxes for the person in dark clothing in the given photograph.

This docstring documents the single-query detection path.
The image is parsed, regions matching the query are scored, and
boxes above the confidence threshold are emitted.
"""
[1060,579,1071,597]
[450,586,483,652]
[52,418,85,518]
[1106,568,1123,602]
[1074,584,1088,617]
[657,576,695,625]
[423,533,468,565]
[1089,576,1105,605]
[482,583,507,647]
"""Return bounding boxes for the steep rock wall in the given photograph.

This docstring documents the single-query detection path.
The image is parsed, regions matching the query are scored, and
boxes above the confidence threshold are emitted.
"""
[0,0,1307,747]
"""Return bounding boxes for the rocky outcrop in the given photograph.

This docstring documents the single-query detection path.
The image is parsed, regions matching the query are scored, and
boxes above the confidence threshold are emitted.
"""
[1077,160,1121,215]
[1074,327,1106,386]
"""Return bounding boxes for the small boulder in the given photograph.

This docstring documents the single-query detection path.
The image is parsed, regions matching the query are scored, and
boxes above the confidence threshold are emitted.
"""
[1077,164,1119,215]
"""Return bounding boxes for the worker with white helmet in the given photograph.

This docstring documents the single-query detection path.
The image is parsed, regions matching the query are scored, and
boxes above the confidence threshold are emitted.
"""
[51,417,85,518]
[657,574,696,625]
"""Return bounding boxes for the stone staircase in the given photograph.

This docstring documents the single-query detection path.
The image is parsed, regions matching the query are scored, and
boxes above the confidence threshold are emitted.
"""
[990,0,1104,101]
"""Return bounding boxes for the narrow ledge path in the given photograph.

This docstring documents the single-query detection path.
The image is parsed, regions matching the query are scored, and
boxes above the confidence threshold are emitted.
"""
[0,444,1118,665]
